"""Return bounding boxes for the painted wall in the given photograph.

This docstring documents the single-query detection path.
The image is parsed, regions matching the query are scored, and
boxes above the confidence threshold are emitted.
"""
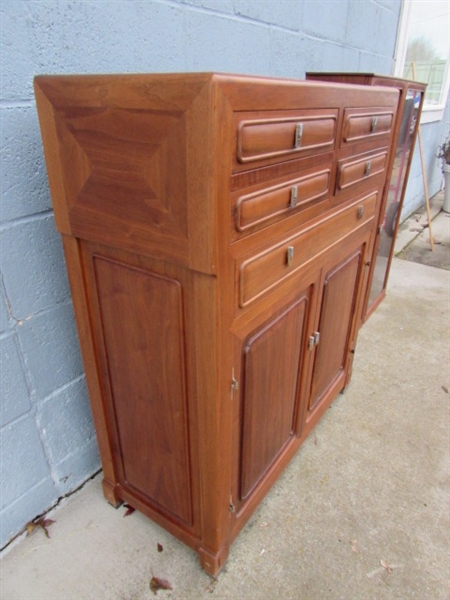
[0,0,409,548]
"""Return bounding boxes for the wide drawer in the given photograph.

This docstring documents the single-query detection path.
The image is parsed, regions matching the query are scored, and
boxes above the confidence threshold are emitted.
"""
[336,150,388,193]
[341,107,394,146]
[238,192,377,307]
[234,168,331,233]
[236,110,338,166]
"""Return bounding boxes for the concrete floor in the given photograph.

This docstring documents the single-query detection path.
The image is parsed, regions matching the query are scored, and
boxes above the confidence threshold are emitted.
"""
[1,206,449,600]
[395,190,450,271]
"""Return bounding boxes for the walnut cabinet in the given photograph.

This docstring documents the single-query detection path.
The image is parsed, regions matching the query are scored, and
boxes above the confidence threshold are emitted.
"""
[34,73,399,575]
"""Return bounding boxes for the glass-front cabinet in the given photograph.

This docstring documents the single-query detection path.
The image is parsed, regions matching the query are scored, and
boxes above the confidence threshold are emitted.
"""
[306,73,426,321]
[367,87,424,311]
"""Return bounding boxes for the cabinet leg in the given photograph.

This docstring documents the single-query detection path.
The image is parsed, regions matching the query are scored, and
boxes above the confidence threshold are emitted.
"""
[198,544,230,577]
[102,478,122,508]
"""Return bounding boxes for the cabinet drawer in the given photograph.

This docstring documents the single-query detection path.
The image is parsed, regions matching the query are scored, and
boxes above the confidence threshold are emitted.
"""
[236,110,338,165]
[336,150,388,193]
[235,168,331,233]
[239,192,377,307]
[341,108,394,146]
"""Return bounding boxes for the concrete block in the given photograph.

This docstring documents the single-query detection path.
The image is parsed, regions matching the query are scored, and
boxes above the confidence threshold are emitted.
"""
[302,1,348,44]
[1,106,52,224]
[340,46,361,71]
[37,377,97,475]
[376,0,401,11]
[0,415,53,511]
[53,438,100,496]
[27,1,185,76]
[319,43,348,74]
[182,0,234,13]
[0,3,36,101]
[186,11,270,73]
[0,215,70,319]
[375,4,400,56]
[0,332,31,427]
[234,0,302,30]
[346,0,379,52]
[269,30,309,79]
[17,302,83,400]
[358,50,393,75]
[0,277,12,333]
[0,476,57,548]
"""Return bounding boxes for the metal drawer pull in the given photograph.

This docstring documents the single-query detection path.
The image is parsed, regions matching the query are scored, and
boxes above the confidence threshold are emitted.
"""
[364,161,372,176]
[287,246,294,266]
[308,331,320,350]
[357,205,364,219]
[371,116,378,133]
[290,186,298,208]
[294,123,303,148]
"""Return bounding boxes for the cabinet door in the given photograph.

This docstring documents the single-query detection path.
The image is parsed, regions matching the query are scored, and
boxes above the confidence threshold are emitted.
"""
[234,280,315,506]
[305,240,367,424]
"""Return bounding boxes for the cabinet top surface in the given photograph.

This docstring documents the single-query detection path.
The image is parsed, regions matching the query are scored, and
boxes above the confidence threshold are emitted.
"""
[34,71,402,95]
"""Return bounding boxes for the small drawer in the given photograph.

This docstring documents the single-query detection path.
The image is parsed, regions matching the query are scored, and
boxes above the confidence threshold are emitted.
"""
[336,150,388,193]
[235,169,331,233]
[239,192,377,307]
[236,110,338,165]
[341,108,394,146]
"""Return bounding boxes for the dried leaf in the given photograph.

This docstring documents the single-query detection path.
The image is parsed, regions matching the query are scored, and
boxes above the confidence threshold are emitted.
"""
[37,518,55,538]
[351,539,359,553]
[157,543,163,553]
[442,385,449,394]
[150,576,172,595]
[26,518,55,538]
[26,522,37,536]
[123,504,135,517]
[380,559,394,573]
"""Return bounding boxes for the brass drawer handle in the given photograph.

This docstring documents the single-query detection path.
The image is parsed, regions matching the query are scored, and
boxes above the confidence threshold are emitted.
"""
[294,123,303,148]
[286,246,294,266]
[364,161,372,176]
[290,186,298,208]
[371,116,378,133]
[357,206,364,219]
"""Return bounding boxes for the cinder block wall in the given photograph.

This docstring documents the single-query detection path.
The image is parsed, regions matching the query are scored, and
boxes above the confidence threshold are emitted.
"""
[0,0,422,548]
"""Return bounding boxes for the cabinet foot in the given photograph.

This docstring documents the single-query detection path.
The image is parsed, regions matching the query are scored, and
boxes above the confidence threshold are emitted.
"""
[198,544,229,577]
[102,478,122,508]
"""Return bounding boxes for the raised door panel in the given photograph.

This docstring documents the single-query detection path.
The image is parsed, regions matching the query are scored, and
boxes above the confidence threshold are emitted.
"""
[308,247,364,415]
[92,256,193,527]
[239,297,308,500]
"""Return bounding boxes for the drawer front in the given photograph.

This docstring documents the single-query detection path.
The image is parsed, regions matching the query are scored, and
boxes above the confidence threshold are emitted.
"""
[341,108,394,146]
[239,192,377,307]
[235,168,331,233]
[336,150,388,193]
[236,110,338,166]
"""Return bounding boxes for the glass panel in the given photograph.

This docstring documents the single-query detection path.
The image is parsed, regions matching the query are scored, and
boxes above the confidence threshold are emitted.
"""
[368,90,422,308]
[402,1,450,108]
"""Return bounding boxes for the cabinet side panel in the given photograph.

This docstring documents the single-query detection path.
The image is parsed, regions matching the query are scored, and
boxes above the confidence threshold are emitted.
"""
[240,298,307,500]
[93,257,193,526]
[309,250,362,412]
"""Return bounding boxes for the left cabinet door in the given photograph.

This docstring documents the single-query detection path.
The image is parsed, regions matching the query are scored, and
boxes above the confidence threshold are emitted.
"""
[231,274,317,515]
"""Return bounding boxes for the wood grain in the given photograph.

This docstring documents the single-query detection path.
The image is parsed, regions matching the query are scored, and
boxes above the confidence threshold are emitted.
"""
[34,72,402,576]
